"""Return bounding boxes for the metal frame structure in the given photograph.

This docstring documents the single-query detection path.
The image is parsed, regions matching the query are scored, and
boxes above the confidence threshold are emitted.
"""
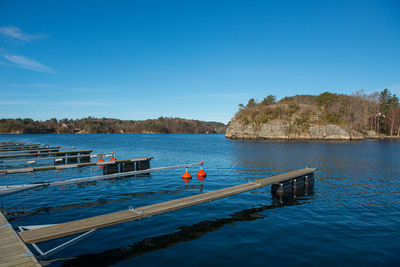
[18,225,95,259]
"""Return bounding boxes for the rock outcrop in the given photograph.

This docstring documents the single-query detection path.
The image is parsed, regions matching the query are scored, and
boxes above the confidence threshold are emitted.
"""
[225,119,376,140]
[225,91,399,140]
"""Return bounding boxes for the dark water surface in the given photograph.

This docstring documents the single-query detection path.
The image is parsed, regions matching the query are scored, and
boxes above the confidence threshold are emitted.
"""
[0,134,399,266]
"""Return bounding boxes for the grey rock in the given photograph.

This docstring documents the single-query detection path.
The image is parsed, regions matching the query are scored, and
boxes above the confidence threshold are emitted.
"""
[366,130,379,137]
[258,120,287,139]
[225,119,368,140]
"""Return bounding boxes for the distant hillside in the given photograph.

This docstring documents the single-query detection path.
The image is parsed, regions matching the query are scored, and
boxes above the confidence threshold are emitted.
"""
[226,89,400,140]
[0,117,226,134]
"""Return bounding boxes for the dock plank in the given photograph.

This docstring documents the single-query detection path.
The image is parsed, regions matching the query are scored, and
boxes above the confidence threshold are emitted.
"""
[1,257,36,267]
[0,147,60,153]
[0,212,40,266]
[0,150,92,159]
[19,168,316,244]
[5,168,34,174]
[0,157,153,174]
[0,144,40,149]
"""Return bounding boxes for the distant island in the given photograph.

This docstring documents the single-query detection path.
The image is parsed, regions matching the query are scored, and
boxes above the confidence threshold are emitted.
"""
[0,117,226,134]
[226,89,400,140]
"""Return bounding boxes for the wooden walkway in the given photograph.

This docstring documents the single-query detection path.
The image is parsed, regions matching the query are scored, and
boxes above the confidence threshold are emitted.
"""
[0,144,40,149]
[0,152,113,164]
[0,161,201,197]
[0,157,153,174]
[0,142,26,146]
[18,168,316,244]
[0,150,92,159]
[0,147,60,153]
[0,212,41,266]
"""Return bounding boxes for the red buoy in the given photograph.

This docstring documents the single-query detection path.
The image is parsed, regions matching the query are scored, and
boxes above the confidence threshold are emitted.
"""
[182,168,192,184]
[97,157,105,168]
[197,164,207,183]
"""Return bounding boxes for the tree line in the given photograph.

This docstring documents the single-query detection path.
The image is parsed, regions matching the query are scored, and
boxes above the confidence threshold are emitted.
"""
[236,89,400,136]
[0,117,226,134]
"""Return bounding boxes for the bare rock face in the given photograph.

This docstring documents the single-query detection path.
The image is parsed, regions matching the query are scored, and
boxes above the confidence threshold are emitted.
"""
[258,120,288,139]
[0,130,22,134]
[350,130,364,139]
[225,119,368,140]
[225,120,258,139]
[308,125,350,139]
[366,130,379,137]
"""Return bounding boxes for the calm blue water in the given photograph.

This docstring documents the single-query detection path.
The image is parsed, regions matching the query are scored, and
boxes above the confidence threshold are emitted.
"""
[0,134,399,266]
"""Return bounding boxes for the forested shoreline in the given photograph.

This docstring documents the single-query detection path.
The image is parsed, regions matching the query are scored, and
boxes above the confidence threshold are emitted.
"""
[226,89,400,139]
[0,117,226,134]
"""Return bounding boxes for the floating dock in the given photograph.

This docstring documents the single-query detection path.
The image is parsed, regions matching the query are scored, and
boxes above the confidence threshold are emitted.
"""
[0,147,60,153]
[0,212,41,266]
[0,144,41,149]
[0,157,153,174]
[0,141,26,146]
[0,161,201,196]
[0,152,112,164]
[18,168,316,244]
[0,149,93,159]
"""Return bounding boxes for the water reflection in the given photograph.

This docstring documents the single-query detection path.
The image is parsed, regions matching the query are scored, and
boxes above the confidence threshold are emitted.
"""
[3,186,197,220]
[53,192,314,267]
[2,135,399,266]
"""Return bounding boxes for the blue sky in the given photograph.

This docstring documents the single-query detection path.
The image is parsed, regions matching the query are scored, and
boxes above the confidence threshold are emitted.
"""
[0,0,399,123]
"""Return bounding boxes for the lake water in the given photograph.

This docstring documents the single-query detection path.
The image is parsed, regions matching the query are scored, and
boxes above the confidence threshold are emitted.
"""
[0,134,399,266]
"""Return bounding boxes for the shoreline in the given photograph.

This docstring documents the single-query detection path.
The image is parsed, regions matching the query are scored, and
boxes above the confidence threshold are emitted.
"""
[0,132,223,135]
[225,135,400,141]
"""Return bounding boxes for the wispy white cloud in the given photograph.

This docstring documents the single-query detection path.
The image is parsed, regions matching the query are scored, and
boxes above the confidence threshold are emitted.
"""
[0,52,54,73]
[0,26,53,73]
[60,101,114,106]
[0,26,47,42]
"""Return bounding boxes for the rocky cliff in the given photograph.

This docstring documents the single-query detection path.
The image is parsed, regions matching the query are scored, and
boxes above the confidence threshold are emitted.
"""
[225,101,381,140]
[225,118,379,140]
